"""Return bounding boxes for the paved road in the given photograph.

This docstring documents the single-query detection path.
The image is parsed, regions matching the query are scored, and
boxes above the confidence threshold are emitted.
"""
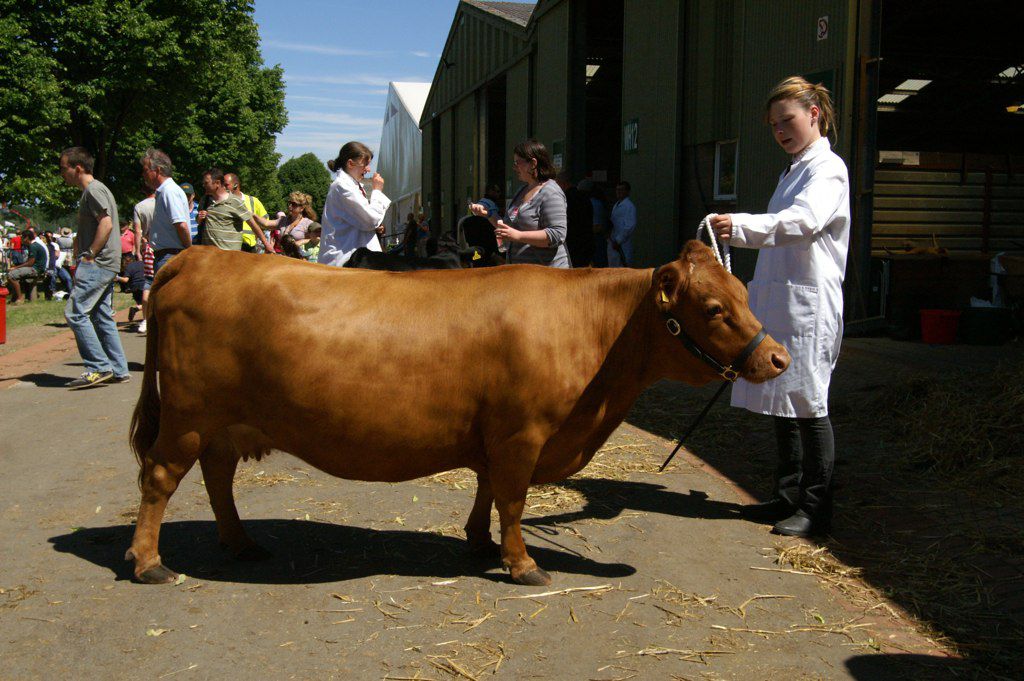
[0,331,951,680]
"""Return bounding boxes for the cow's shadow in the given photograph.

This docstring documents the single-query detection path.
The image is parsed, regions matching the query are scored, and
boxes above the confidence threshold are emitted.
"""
[49,519,636,585]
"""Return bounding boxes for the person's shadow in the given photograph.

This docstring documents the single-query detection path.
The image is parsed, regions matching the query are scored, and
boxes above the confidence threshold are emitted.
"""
[3,361,145,388]
[523,477,742,530]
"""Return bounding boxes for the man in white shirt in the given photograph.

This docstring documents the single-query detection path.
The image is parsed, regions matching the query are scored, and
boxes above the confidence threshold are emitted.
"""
[608,180,637,267]
[140,148,191,275]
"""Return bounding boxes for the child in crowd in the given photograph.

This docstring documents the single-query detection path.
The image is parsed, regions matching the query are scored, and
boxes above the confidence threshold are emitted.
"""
[115,254,147,330]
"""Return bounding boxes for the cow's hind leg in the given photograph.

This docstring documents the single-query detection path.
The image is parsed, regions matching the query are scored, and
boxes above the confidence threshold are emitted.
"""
[200,433,270,561]
[126,432,200,583]
[464,472,499,557]
[489,443,551,586]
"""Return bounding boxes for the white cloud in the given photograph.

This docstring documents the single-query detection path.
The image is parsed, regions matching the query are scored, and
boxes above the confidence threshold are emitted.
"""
[410,51,431,58]
[286,74,394,87]
[289,111,382,127]
[264,40,383,57]
[287,95,382,109]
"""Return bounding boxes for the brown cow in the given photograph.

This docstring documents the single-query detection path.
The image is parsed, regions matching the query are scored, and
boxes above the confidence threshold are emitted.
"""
[127,242,789,585]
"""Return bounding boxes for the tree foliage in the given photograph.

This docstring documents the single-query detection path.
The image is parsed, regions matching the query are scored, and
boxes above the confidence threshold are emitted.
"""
[0,0,287,214]
[277,153,332,219]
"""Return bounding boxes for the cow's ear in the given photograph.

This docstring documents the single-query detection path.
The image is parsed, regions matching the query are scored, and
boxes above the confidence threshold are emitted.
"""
[655,262,688,312]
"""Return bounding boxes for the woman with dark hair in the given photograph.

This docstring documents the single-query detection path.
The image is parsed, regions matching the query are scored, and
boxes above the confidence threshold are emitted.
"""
[470,139,569,268]
[317,141,391,267]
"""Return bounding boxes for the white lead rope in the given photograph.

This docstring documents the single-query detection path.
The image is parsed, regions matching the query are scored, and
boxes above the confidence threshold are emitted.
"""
[695,213,731,273]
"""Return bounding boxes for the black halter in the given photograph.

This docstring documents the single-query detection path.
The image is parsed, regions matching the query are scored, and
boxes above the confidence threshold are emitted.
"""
[657,314,768,472]
[662,312,768,383]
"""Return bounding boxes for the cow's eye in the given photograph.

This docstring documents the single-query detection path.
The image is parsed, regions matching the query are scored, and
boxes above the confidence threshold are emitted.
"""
[706,304,723,318]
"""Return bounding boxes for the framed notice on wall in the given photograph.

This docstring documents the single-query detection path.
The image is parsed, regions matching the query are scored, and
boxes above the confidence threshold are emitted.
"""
[623,119,638,154]
[714,140,738,201]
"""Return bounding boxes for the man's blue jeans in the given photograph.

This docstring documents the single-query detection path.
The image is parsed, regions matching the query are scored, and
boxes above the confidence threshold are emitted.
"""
[64,261,129,377]
[49,267,73,293]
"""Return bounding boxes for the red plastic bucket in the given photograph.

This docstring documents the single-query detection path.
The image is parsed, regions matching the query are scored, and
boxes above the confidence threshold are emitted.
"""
[920,309,961,344]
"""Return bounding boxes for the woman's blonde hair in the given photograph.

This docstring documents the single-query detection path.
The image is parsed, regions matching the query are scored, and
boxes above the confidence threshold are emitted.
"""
[287,191,317,221]
[765,76,837,139]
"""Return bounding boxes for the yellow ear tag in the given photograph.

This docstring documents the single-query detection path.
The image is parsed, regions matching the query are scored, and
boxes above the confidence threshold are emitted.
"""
[660,290,670,304]
[472,251,481,260]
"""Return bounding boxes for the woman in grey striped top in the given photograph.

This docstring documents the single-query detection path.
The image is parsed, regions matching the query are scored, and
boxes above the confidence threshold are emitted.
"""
[471,139,570,268]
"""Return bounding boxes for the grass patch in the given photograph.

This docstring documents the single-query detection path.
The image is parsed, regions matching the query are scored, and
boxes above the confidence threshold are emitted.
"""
[5,292,135,330]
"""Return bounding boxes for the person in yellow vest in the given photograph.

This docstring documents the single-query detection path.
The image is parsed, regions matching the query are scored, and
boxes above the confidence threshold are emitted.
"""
[224,173,269,252]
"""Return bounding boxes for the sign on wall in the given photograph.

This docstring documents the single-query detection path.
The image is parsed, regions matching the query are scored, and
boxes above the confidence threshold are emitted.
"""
[817,16,829,41]
[623,119,639,154]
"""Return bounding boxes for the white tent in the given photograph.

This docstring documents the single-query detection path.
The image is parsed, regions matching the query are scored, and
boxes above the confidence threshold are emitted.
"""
[376,81,431,245]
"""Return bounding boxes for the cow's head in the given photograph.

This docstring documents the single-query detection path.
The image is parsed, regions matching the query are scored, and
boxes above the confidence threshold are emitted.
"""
[652,240,789,385]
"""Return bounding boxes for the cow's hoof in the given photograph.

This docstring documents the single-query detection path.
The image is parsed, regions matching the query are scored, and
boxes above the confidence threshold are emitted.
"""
[233,543,272,562]
[136,564,178,584]
[512,567,551,586]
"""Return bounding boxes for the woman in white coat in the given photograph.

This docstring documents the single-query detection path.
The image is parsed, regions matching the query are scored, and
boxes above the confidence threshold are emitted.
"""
[711,76,850,538]
[318,141,391,267]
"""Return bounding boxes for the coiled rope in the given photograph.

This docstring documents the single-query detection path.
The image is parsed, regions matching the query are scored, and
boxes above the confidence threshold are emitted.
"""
[695,213,731,273]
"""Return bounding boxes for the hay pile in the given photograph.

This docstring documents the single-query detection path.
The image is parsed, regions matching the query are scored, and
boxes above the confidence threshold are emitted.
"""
[870,361,1024,488]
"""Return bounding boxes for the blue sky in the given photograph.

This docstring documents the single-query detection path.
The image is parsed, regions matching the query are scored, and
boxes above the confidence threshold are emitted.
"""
[253,0,461,165]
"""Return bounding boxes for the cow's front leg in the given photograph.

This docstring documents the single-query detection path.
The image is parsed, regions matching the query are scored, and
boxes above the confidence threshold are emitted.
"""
[464,472,499,557]
[489,446,551,586]
[126,433,199,583]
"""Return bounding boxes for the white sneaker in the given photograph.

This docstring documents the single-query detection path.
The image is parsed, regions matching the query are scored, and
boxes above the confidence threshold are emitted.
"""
[137,320,147,334]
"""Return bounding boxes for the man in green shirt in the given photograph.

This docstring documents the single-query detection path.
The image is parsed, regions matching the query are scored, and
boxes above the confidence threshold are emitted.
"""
[6,229,49,304]
[198,168,279,251]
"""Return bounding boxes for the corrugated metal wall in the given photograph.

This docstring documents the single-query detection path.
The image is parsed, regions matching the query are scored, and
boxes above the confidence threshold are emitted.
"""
[872,168,1024,255]
[621,0,684,266]
[506,58,532,199]
[533,2,569,149]
[421,6,530,124]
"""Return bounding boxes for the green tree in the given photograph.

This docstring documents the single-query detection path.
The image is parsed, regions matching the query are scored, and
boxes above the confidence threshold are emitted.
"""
[0,0,287,214]
[277,153,332,219]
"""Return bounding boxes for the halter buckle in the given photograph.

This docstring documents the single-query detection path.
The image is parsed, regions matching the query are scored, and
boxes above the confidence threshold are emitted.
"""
[720,367,740,382]
[665,318,681,336]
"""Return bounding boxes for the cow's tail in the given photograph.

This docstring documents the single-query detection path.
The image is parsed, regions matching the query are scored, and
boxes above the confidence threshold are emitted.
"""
[129,290,162,488]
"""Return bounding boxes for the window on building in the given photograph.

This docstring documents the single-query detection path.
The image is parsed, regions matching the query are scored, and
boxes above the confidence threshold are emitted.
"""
[714,140,738,201]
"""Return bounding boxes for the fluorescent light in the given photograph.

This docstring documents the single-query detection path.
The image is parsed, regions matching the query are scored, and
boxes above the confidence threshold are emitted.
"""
[998,65,1023,80]
[878,93,909,104]
[586,64,600,78]
[895,79,931,92]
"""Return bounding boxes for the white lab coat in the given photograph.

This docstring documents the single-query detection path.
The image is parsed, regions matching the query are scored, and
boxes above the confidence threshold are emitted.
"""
[317,172,391,267]
[729,137,850,418]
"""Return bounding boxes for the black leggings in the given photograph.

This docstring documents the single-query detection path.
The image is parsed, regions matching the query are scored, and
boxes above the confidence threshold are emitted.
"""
[773,415,834,516]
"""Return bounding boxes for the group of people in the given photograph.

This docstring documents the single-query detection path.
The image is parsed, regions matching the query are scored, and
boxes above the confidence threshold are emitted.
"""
[3,227,75,304]
[463,146,638,270]
[47,75,847,539]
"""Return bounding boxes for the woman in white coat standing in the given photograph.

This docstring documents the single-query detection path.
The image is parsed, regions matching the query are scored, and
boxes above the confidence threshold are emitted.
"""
[318,141,391,267]
[711,76,850,538]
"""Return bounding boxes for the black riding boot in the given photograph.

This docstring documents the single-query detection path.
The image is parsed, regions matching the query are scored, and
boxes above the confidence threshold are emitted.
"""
[770,415,835,538]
